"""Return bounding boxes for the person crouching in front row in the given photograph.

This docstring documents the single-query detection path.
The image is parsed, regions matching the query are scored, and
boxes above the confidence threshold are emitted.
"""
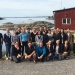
[54,40,62,60]
[36,42,46,62]
[62,40,71,59]
[46,40,54,61]
[12,42,21,63]
[24,41,36,63]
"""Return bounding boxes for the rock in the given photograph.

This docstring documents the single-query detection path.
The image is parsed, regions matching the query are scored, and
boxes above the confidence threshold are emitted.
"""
[0,21,54,30]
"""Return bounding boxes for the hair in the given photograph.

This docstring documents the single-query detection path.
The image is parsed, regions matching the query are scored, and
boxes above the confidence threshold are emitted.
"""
[18,27,21,29]
[48,29,51,32]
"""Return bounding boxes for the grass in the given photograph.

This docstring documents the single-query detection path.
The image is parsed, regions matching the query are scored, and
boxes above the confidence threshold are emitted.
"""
[2,51,5,57]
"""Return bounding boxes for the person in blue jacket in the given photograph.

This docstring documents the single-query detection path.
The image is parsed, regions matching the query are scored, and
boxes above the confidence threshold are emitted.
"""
[36,42,46,62]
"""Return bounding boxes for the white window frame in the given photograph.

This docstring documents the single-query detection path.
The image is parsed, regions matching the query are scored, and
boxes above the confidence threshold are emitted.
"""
[62,18,71,25]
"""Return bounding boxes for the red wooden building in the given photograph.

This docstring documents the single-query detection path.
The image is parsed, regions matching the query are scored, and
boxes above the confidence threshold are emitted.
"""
[53,7,75,30]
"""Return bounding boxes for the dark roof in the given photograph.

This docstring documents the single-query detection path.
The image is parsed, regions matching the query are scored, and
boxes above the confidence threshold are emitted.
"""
[53,7,75,12]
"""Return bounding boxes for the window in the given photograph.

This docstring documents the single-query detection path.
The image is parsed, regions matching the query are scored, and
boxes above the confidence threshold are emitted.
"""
[62,18,71,25]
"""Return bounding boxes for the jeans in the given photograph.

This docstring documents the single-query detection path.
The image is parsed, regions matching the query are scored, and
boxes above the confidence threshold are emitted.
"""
[21,41,28,56]
[0,45,2,59]
[55,54,62,60]
[5,44,11,57]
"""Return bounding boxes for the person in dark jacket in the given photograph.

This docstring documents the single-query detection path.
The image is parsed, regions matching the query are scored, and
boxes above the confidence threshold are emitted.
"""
[53,29,60,48]
[62,40,71,59]
[46,40,54,61]
[16,27,21,35]
[43,31,48,47]
[72,30,75,56]
[39,26,43,35]
[59,29,68,45]
[36,42,46,62]
[43,26,48,34]
[24,42,36,63]
[54,40,62,60]
[47,29,54,42]
[0,33,3,59]
[4,29,11,60]
[12,42,21,63]
[16,27,21,52]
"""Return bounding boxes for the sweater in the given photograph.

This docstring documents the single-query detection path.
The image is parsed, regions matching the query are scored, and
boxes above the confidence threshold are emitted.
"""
[36,45,46,57]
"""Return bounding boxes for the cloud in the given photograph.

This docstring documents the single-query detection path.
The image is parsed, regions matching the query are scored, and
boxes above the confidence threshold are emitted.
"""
[0,0,75,17]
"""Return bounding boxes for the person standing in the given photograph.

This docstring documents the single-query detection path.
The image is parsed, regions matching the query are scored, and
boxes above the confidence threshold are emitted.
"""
[43,26,48,34]
[47,29,54,42]
[43,31,48,47]
[16,27,21,35]
[0,32,3,59]
[20,28,29,56]
[59,29,68,45]
[27,28,31,41]
[31,28,37,43]
[4,29,11,60]
[35,31,43,45]
[31,28,37,48]
[72,30,75,56]
[16,27,21,52]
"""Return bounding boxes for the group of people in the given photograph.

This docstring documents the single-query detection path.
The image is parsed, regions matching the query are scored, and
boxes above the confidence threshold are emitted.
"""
[0,26,75,63]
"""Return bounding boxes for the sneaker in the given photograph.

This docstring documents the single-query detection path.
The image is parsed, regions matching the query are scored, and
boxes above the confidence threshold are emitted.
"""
[5,55,6,58]
[9,57,12,60]
[33,60,36,63]
[6,57,8,60]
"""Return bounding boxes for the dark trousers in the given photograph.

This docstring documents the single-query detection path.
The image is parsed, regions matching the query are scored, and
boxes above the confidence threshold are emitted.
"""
[12,56,21,63]
[5,44,11,57]
[55,54,62,60]
[73,43,75,54]
[21,41,28,56]
[37,54,46,62]
[0,45,2,59]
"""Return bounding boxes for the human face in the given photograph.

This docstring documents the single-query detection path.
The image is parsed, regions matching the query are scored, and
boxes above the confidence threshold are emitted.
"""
[40,27,42,31]
[28,42,32,47]
[6,29,9,33]
[15,42,19,48]
[48,30,51,34]
[38,31,41,35]
[61,29,64,33]
[18,27,21,31]
[56,40,60,45]
[33,28,36,32]
[65,41,68,45]
[48,40,52,45]
[39,42,43,47]
[13,30,16,35]
[44,27,47,31]
[22,28,25,33]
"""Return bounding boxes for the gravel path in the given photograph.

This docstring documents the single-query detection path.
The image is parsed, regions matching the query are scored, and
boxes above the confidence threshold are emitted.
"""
[0,56,75,75]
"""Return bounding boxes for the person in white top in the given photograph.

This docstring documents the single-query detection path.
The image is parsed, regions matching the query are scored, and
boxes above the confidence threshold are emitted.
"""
[54,40,62,60]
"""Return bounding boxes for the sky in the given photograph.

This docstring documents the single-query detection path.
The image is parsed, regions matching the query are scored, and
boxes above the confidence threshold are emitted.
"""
[0,0,75,17]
